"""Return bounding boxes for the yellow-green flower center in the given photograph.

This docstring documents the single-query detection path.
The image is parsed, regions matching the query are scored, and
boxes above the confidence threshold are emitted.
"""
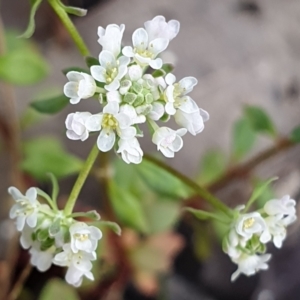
[102,114,118,130]
[243,217,255,229]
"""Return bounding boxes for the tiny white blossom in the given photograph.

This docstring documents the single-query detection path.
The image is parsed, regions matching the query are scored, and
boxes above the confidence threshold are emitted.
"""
[53,244,95,287]
[64,71,97,104]
[20,224,34,249]
[98,24,125,57]
[175,107,209,136]
[91,50,130,91]
[117,137,143,164]
[70,222,102,253]
[152,127,187,158]
[148,102,165,121]
[122,28,168,69]
[231,253,271,282]
[164,73,198,115]
[85,102,136,152]
[264,195,296,219]
[223,229,241,259]
[120,104,146,125]
[9,187,39,231]
[144,15,180,42]
[29,242,55,272]
[235,212,271,244]
[65,112,91,141]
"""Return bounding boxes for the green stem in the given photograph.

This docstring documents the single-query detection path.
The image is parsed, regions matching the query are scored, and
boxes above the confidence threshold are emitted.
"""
[47,0,90,56]
[64,144,99,215]
[144,154,232,216]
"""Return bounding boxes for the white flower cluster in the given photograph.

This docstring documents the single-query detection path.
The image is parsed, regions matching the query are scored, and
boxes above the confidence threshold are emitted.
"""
[223,195,296,281]
[64,16,209,164]
[8,187,102,287]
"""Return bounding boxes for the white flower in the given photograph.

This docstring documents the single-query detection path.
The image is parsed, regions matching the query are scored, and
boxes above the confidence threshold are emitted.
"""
[98,24,125,57]
[265,215,287,248]
[20,224,34,249]
[122,28,168,69]
[164,73,198,115]
[120,104,146,125]
[64,71,97,104]
[231,253,271,281]
[152,127,187,158]
[29,242,55,272]
[91,50,130,91]
[69,222,102,253]
[85,102,136,152]
[65,112,91,141]
[8,187,39,232]
[53,244,95,287]
[264,195,296,219]
[147,102,165,121]
[223,229,241,259]
[175,107,209,136]
[235,212,271,244]
[144,15,180,42]
[117,138,143,164]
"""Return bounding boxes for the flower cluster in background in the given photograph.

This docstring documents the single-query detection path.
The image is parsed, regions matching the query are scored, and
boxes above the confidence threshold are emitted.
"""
[8,186,102,287]
[64,16,209,164]
[223,195,296,281]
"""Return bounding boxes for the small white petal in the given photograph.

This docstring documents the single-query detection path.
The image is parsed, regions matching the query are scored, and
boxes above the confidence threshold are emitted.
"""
[97,130,116,152]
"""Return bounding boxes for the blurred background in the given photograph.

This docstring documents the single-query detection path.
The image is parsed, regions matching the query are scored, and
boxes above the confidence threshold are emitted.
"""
[1,0,300,299]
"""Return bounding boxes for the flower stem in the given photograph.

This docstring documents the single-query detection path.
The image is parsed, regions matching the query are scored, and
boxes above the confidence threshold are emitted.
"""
[64,144,99,215]
[144,154,232,216]
[47,0,90,56]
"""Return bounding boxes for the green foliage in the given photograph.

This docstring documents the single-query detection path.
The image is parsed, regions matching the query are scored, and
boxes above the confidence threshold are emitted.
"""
[62,67,89,75]
[38,278,80,300]
[244,106,277,137]
[135,159,192,199]
[19,0,43,38]
[31,94,69,114]
[152,69,165,78]
[197,150,227,185]
[144,201,180,234]
[0,31,49,85]
[85,56,99,68]
[110,159,183,234]
[244,177,278,211]
[290,125,300,143]
[232,117,256,160]
[58,2,87,17]
[108,181,149,233]
[21,137,84,181]
[252,178,276,208]
[161,63,174,74]
[97,221,122,236]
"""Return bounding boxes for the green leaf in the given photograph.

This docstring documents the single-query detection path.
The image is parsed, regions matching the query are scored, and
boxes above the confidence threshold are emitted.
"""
[21,137,84,181]
[244,177,278,212]
[108,181,149,233]
[290,125,300,143]
[161,63,174,74]
[19,0,43,38]
[58,2,87,17]
[198,150,227,185]
[146,201,180,234]
[98,221,122,236]
[85,56,99,68]
[30,94,69,114]
[136,159,192,200]
[252,178,276,208]
[184,207,225,221]
[47,173,59,204]
[0,48,49,85]
[39,278,80,300]
[69,210,100,221]
[62,67,89,75]
[152,69,165,78]
[244,106,277,137]
[232,117,256,160]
